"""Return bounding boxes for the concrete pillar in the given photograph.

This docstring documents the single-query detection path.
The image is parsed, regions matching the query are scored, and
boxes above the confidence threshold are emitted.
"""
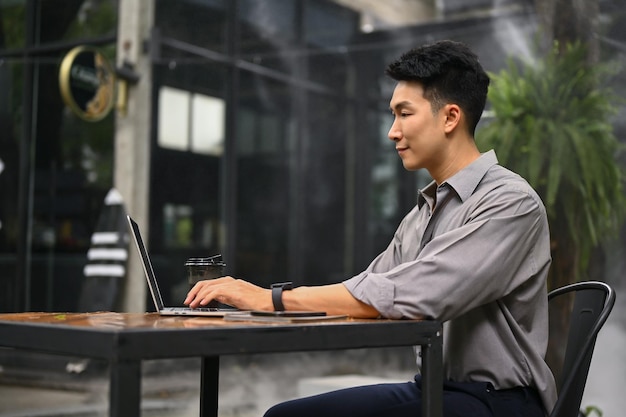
[114,0,154,312]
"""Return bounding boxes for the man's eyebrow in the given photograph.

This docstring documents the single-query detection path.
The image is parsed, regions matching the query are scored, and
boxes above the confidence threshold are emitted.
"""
[389,100,412,112]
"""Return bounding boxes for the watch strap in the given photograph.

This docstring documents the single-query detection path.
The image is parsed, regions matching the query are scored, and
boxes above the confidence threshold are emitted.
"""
[271,282,293,311]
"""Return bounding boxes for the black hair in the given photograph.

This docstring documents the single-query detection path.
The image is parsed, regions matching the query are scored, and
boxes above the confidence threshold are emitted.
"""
[385,40,490,136]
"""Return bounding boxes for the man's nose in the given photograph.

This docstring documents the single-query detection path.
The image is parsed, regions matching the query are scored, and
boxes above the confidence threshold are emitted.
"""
[388,120,401,142]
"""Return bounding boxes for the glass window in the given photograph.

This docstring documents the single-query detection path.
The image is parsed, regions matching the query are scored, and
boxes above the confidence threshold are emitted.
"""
[304,0,358,49]
[365,106,427,260]
[151,60,227,306]
[0,59,22,312]
[191,93,225,156]
[158,86,190,151]
[1,0,118,312]
[155,0,228,53]
[304,0,357,95]
[163,203,194,248]
[235,73,292,284]
[239,0,297,42]
[0,0,26,50]
[157,86,226,155]
[238,0,298,73]
[300,93,347,283]
[36,0,118,45]
[27,53,116,311]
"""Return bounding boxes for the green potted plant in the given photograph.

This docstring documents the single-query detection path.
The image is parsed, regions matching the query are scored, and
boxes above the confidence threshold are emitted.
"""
[476,41,626,378]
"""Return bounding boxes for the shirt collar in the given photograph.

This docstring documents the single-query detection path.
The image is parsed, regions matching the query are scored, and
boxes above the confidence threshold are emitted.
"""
[418,150,499,208]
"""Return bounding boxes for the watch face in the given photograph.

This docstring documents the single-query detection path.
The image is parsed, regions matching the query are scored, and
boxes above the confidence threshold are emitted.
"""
[272,282,293,290]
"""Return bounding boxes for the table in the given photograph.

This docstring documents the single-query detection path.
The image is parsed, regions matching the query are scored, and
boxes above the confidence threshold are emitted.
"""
[0,312,443,417]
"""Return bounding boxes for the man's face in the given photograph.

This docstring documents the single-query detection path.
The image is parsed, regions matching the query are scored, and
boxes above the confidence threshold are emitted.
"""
[388,81,448,172]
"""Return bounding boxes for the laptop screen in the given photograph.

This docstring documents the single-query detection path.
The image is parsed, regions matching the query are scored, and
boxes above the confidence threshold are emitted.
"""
[126,215,166,311]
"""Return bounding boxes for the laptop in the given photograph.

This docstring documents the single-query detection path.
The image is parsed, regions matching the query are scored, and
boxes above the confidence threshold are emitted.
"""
[126,215,239,317]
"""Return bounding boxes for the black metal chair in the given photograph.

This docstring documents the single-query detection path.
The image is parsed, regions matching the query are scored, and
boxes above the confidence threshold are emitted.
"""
[548,281,616,417]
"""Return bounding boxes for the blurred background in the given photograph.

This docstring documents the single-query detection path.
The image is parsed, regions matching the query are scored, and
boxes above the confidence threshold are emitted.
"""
[0,0,625,416]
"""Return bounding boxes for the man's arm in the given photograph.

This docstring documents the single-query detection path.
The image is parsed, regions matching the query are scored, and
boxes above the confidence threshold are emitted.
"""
[345,185,551,321]
[284,284,380,317]
[184,278,380,318]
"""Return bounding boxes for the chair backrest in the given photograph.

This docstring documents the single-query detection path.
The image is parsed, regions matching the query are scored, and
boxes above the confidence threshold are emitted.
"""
[548,281,616,417]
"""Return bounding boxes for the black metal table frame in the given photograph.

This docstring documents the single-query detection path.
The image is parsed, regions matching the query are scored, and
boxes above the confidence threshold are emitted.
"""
[0,315,443,417]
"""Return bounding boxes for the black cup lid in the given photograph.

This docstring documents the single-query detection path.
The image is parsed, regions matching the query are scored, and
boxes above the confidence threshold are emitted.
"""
[185,254,225,267]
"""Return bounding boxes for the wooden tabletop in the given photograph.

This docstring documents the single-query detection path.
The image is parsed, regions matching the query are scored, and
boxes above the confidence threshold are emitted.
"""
[0,312,441,360]
[0,311,418,329]
[0,312,443,417]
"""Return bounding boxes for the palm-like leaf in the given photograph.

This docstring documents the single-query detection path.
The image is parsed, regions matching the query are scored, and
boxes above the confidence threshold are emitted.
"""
[477,42,626,284]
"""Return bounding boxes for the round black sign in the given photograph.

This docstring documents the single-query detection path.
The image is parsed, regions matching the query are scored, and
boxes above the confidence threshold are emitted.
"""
[59,46,115,122]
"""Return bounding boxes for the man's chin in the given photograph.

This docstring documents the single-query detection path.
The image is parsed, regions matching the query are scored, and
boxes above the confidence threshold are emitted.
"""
[401,160,422,171]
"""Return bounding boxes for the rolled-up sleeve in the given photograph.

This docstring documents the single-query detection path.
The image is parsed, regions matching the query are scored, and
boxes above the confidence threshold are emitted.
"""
[343,182,551,321]
[343,212,415,319]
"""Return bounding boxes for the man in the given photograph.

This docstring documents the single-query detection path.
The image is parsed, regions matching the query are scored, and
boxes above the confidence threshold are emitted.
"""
[185,40,557,417]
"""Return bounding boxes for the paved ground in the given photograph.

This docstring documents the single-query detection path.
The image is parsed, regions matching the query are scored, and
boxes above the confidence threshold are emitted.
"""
[0,348,416,417]
[0,357,202,417]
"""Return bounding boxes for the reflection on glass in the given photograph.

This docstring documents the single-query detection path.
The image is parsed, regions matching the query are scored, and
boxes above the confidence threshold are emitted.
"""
[156,0,227,52]
[28,58,116,312]
[158,87,190,151]
[304,0,357,49]
[238,0,297,73]
[0,1,26,49]
[368,108,403,258]
[191,94,224,156]
[163,204,194,248]
[36,0,118,44]
[0,58,22,311]
[158,86,226,156]
[0,60,21,253]
[235,74,290,283]
[299,93,347,283]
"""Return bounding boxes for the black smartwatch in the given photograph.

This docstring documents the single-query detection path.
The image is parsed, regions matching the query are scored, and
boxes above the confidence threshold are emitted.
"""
[271,281,293,311]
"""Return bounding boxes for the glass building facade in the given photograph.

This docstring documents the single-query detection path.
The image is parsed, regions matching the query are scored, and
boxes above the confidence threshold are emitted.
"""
[1,0,624,313]
[0,0,118,312]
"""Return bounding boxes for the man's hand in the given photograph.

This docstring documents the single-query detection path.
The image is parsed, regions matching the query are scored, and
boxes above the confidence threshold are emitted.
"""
[184,278,381,318]
[184,276,273,311]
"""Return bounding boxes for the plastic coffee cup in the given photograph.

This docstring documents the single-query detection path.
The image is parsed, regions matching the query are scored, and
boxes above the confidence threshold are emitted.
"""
[185,255,226,308]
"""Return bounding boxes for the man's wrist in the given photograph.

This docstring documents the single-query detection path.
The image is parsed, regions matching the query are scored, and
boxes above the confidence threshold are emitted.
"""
[271,282,293,311]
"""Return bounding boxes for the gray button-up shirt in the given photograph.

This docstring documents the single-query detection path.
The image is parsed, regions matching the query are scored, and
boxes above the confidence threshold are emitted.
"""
[343,150,557,414]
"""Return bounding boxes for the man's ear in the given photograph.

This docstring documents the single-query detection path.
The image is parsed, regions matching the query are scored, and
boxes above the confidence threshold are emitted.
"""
[442,104,461,133]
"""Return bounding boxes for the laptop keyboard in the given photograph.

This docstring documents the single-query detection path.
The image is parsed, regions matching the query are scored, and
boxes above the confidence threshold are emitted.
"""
[169,307,219,312]
[191,307,219,312]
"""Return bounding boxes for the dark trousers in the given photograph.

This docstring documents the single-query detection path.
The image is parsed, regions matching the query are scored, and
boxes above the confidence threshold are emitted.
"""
[263,375,545,417]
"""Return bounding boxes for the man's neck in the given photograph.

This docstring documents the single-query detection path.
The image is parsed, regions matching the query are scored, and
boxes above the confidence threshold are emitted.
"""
[431,140,481,185]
